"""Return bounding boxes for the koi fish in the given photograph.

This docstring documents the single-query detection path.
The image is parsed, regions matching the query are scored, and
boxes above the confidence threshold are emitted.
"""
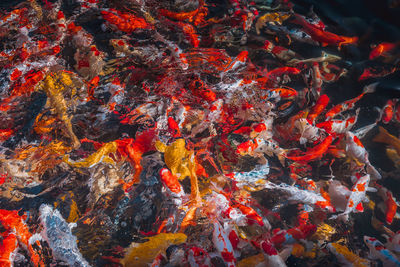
[232,203,264,226]
[286,135,333,162]
[379,100,396,124]
[386,148,400,169]
[307,94,330,123]
[101,8,151,33]
[344,132,381,179]
[212,220,236,267]
[316,111,358,135]
[377,186,398,225]
[354,123,377,139]
[273,183,335,212]
[263,40,297,62]
[369,42,398,60]
[267,87,298,100]
[159,168,183,195]
[223,51,249,73]
[291,14,358,47]
[259,67,301,87]
[364,236,400,267]
[332,174,370,221]
[328,180,352,212]
[325,85,375,120]
[0,209,42,266]
[373,126,400,157]
[39,205,90,267]
[327,242,370,267]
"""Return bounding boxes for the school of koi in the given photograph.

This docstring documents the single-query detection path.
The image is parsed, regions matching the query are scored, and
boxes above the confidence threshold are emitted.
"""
[0,0,400,266]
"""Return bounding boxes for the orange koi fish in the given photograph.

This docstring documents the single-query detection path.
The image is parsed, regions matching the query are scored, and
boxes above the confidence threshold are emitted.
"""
[369,42,398,59]
[307,94,330,123]
[380,99,395,124]
[115,128,156,186]
[292,14,358,47]
[232,203,264,226]
[0,210,42,266]
[159,168,183,195]
[378,186,398,225]
[316,111,358,135]
[373,126,400,158]
[286,135,333,162]
[101,9,151,33]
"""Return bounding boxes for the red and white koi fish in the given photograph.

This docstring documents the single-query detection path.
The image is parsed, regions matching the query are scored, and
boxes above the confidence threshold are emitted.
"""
[263,40,298,62]
[344,132,381,179]
[212,220,236,267]
[267,87,298,101]
[273,183,335,212]
[316,110,358,135]
[332,174,370,221]
[291,14,358,47]
[223,51,249,73]
[232,203,264,226]
[364,236,400,267]
[325,84,375,120]
[328,180,352,212]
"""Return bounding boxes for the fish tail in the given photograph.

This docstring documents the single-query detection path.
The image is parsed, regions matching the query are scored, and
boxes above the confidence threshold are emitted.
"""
[363,82,378,94]
[372,126,391,145]
[366,163,381,179]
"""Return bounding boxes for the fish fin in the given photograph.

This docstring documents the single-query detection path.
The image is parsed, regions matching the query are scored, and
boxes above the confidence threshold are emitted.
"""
[367,252,378,260]
[299,137,307,145]
[367,187,377,193]
[372,126,390,144]
[355,123,376,139]
[356,202,364,212]
[366,163,381,179]
[279,246,293,261]
[330,212,349,221]
[363,82,378,94]
[321,42,329,47]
